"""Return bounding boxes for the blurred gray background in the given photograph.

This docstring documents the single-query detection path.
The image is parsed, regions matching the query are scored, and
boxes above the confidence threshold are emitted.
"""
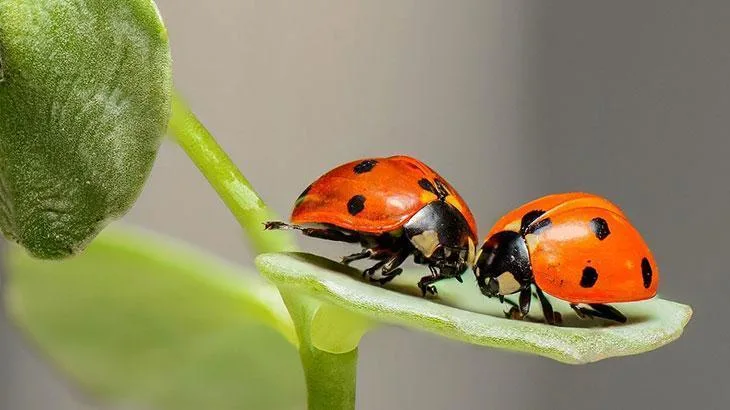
[2,1,728,409]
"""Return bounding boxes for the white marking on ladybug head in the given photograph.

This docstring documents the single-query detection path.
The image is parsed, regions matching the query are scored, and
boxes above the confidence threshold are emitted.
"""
[411,230,440,258]
[496,271,521,295]
[467,237,476,265]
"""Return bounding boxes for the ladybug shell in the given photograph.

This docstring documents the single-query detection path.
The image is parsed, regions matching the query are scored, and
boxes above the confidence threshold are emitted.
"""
[291,155,477,237]
[485,192,625,238]
[489,193,658,303]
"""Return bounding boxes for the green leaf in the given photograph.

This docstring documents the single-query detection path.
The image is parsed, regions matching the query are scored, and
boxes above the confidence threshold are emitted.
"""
[5,226,306,410]
[0,0,172,258]
[256,252,693,364]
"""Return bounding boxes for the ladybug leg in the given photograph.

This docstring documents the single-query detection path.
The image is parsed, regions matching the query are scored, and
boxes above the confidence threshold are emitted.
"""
[589,304,627,323]
[504,288,532,320]
[417,266,443,296]
[502,297,518,309]
[264,221,360,243]
[503,299,520,319]
[570,303,626,323]
[371,250,409,285]
[341,249,373,265]
[519,287,531,316]
[570,303,589,319]
[534,286,562,325]
[372,269,404,285]
[362,259,389,278]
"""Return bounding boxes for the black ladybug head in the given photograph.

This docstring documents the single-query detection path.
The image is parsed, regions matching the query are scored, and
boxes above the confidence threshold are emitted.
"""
[403,201,476,277]
[473,231,533,297]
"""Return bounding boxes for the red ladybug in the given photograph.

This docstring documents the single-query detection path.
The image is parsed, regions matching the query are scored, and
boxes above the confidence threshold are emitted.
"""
[473,192,659,324]
[265,156,478,295]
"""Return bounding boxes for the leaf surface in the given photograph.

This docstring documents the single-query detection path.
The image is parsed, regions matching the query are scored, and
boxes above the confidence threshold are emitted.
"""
[6,227,305,410]
[257,252,692,364]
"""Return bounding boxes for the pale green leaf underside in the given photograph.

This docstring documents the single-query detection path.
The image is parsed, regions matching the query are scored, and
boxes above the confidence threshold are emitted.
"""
[256,252,692,364]
[5,226,305,410]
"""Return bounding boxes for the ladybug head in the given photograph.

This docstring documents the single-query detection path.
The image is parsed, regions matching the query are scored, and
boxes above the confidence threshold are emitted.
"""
[403,201,476,277]
[473,231,533,297]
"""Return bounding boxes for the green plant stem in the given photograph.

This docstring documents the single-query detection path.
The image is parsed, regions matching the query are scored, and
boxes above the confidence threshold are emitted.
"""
[300,346,358,410]
[168,91,295,255]
[169,90,357,409]
[282,289,357,410]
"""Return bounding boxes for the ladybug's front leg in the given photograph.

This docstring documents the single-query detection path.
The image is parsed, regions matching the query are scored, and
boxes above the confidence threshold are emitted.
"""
[417,266,443,296]
[503,287,532,320]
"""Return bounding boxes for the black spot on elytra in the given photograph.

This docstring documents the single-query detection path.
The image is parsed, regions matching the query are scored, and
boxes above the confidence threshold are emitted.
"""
[347,195,366,216]
[526,217,552,234]
[580,266,599,288]
[520,210,546,234]
[353,159,378,174]
[641,257,652,288]
[590,217,611,240]
[418,178,437,193]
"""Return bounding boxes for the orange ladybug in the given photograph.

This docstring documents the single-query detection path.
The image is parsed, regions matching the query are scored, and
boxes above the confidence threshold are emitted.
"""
[265,156,478,295]
[473,192,658,324]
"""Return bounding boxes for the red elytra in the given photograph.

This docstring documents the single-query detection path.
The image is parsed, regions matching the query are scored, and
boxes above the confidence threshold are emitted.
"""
[291,155,477,235]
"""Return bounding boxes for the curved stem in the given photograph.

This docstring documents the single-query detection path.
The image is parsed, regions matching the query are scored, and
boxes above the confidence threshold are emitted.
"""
[168,91,295,254]
[169,89,357,409]
[281,289,357,410]
[300,346,357,410]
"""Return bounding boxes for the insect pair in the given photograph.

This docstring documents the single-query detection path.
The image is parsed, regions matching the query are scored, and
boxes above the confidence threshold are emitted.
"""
[265,156,658,325]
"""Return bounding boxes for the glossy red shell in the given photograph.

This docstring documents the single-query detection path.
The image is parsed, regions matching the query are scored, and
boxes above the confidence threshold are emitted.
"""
[291,155,477,237]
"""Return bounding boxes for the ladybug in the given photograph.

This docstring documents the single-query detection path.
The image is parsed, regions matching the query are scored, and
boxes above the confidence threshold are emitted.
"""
[265,155,478,295]
[473,192,659,324]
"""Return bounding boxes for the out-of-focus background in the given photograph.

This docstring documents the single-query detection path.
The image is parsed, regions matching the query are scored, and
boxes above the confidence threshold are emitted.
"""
[2,1,728,409]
